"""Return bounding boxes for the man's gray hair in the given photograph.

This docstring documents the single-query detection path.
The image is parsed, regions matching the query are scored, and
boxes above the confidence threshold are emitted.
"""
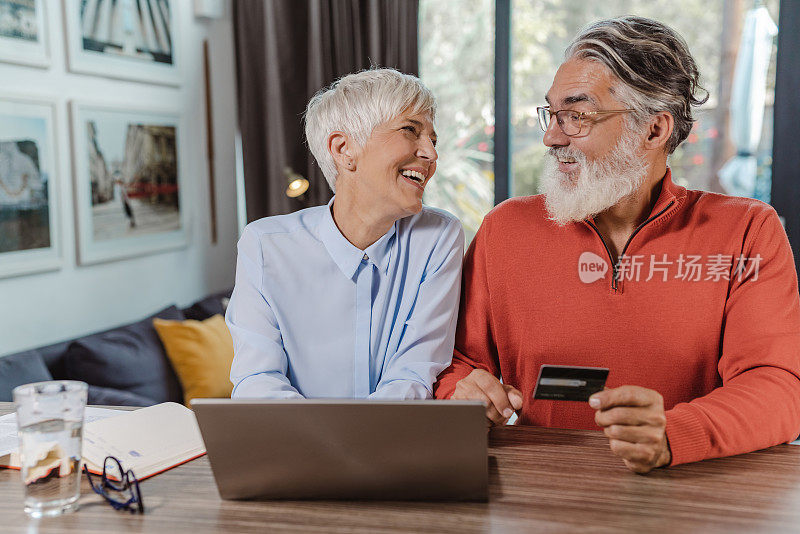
[565,16,709,154]
[304,68,436,192]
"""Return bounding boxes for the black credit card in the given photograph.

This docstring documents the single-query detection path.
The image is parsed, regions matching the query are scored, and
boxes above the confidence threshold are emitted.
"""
[532,365,609,401]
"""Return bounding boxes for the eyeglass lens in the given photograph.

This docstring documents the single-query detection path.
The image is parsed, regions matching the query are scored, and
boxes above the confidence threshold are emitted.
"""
[538,108,582,136]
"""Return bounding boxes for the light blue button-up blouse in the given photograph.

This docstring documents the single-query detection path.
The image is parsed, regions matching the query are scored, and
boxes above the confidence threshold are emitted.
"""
[226,198,464,399]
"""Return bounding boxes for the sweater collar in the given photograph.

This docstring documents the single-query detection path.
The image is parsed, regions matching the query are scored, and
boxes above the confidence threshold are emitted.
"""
[648,167,685,219]
[584,167,685,227]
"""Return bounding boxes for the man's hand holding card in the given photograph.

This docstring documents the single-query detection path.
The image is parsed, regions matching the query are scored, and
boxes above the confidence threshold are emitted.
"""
[531,365,671,474]
[452,365,672,473]
[589,386,672,474]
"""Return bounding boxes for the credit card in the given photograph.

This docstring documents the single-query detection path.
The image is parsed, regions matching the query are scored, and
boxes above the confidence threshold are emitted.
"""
[532,365,609,401]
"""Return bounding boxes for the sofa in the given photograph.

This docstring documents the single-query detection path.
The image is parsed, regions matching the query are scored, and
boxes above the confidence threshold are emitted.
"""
[0,289,232,406]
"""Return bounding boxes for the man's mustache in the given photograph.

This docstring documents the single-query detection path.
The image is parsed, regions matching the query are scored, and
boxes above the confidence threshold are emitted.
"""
[548,146,586,162]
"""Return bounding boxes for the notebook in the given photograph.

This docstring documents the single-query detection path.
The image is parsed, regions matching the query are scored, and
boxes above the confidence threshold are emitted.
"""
[0,402,206,481]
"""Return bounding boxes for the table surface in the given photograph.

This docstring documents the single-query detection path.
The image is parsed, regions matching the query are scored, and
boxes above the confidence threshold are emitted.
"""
[1,403,799,533]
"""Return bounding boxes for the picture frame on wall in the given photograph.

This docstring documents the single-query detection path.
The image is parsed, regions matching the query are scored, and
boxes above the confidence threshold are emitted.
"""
[0,96,62,278]
[0,0,50,68]
[70,102,188,265]
[64,0,180,86]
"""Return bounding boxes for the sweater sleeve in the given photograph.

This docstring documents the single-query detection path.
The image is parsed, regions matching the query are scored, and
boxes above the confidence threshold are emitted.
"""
[665,207,800,465]
[434,214,502,399]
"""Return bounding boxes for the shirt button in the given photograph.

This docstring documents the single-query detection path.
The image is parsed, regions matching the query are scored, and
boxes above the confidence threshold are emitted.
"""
[363,253,369,261]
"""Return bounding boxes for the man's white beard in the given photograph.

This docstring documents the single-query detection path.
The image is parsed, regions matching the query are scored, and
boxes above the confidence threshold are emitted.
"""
[541,128,648,226]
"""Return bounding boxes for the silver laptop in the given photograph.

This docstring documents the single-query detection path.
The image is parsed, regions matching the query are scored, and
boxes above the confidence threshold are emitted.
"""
[191,399,488,501]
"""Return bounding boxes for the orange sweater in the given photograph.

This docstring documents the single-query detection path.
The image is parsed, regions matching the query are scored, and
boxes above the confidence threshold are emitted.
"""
[435,170,800,465]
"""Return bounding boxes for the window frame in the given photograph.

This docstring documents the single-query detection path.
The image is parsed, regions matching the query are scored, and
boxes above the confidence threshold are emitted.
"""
[771,0,800,277]
[493,0,511,203]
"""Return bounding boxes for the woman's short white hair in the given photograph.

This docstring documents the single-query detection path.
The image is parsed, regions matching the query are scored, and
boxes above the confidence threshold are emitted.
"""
[304,68,436,192]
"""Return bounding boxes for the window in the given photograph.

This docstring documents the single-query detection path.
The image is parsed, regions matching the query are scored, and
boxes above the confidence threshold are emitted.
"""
[419,0,495,242]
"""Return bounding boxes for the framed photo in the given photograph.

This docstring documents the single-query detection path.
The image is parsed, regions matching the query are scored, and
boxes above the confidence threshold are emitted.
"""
[0,96,61,278]
[0,0,50,67]
[64,0,180,86]
[70,102,188,265]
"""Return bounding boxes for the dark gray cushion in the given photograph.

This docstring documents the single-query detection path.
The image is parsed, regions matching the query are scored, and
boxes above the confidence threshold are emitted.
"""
[37,341,72,378]
[0,351,53,401]
[87,385,156,407]
[63,306,184,404]
[182,288,233,321]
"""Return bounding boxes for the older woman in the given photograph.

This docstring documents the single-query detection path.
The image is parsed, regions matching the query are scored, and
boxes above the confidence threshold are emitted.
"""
[226,68,464,399]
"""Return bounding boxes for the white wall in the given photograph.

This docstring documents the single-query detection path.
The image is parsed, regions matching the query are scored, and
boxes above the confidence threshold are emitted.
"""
[0,3,240,355]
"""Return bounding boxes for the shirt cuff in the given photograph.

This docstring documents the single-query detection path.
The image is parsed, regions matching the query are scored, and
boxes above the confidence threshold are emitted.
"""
[231,373,304,399]
[369,380,431,400]
[665,404,710,466]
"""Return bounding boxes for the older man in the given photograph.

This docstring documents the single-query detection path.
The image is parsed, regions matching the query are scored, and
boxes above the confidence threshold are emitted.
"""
[435,16,800,473]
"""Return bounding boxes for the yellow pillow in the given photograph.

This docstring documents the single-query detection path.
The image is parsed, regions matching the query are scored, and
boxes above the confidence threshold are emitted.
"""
[153,314,234,407]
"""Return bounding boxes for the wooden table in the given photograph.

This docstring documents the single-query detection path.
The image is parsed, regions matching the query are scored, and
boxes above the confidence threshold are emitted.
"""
[1,403,799,533]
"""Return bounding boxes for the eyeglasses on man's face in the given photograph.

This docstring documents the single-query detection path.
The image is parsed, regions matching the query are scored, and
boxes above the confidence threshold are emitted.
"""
[84,456,145,514]
[536,106,635,137]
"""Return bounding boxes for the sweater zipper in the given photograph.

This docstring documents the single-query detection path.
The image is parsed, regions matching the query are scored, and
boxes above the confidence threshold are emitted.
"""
[585,220,619,291]
[586,200,676,292]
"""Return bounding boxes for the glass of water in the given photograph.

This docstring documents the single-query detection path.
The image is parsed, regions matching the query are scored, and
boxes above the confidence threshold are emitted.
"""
[13,381,88,518]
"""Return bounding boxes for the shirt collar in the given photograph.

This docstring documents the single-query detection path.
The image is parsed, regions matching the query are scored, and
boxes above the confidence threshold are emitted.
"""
[364,221,396,275]
[318,196,396,279]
